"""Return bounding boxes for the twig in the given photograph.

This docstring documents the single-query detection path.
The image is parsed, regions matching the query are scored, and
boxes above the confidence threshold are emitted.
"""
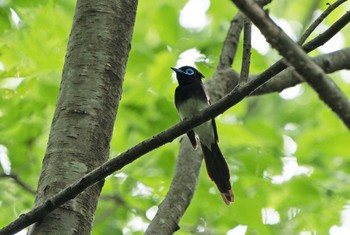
[0,173,35,195]
[248,10,350,95]
[239,16,252,83]
[303,10,350,52]
[300,1,320,35]
[298,0,348,45]
[210,9,350,99]
[251,48,350,95]
[215,0,272,72]
[233,0,350,129]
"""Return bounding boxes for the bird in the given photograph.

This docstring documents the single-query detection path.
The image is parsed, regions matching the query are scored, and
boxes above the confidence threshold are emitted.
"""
[171,65,234,205]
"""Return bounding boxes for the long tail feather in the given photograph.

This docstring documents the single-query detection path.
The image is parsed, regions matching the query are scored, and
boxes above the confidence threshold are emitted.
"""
[201,142,234,205]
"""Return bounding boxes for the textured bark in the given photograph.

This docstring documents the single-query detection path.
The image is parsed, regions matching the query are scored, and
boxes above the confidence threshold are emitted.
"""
[145,137,202,235]
[29,0,137,234]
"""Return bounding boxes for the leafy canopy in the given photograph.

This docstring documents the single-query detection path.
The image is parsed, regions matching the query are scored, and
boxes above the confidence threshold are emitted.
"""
[0,0,349,234]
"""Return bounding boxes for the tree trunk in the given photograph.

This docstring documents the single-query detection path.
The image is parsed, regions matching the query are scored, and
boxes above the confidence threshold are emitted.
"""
[29,0,137,234]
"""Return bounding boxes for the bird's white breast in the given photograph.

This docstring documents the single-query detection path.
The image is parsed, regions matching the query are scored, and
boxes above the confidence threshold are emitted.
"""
[178,98,208,120]
[177,98,215,147]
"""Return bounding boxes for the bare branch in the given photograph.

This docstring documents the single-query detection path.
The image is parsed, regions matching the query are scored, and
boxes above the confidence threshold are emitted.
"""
[239,16,252,83]
[251,48,350,95]
[211,9,350,99]
[233,0,350,129]
[215,0,272,73]
[0,173,35,195]
[248,10,350,95]
[298,0,348,45]
[303,10,350,52]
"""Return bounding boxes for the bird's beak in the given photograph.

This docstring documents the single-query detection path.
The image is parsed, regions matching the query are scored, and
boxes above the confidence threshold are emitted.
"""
[171,67,183,74]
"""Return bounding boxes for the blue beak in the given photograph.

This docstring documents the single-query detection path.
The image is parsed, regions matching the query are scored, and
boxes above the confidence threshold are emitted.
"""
[171,67,184,74]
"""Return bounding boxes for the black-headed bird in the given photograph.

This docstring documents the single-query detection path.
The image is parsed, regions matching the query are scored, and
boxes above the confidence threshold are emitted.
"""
[171,66,234,205]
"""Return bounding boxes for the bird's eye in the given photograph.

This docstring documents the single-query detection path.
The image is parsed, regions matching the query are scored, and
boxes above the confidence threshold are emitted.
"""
[185,68,194,75]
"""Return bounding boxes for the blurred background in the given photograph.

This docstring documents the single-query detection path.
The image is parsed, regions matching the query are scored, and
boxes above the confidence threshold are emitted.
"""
[0,0,350,234]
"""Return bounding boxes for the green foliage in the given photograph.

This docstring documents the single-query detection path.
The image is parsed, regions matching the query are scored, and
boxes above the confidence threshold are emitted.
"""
[1,0,350,234]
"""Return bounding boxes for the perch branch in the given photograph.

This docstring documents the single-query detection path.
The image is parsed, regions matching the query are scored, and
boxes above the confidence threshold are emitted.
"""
[0,43,284,235]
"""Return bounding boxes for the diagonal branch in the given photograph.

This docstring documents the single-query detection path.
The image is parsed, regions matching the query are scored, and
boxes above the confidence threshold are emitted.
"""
[303,10,350,52]
[215,0,271,72]
[210,10,350,99]
[233,0,350,129]
[0,173,35,195]
[298,0,348,45]
[251,48,350,95]
[249,10,350,95]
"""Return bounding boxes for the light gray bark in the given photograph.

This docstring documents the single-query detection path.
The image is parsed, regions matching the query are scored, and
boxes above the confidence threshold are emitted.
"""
[29,0,137,234]
[145,137,203,235]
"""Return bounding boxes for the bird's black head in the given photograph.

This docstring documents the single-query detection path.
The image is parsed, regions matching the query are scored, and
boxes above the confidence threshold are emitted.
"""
[171,66,204,86]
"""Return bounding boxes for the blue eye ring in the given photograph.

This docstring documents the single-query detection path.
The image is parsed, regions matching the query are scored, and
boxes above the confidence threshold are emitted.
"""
[185,68,194,75]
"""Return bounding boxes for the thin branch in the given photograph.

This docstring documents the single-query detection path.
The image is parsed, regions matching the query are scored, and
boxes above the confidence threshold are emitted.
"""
[298,0,348,45]
[248,10,350,95]
[215,0,271,72]
[300,0,320,35]
[0,173,35,195]
[303,10,350,52]
[239,16,252,83]
[251,48,350,95]
[233,0,350,129]
[210,9,350,99]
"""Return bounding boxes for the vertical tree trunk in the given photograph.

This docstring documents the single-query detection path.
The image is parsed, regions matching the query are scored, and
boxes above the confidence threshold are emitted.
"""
[29,0,137,234]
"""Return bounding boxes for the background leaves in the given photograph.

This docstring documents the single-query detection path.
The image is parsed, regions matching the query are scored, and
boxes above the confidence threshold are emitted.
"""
[0,0,350,234]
